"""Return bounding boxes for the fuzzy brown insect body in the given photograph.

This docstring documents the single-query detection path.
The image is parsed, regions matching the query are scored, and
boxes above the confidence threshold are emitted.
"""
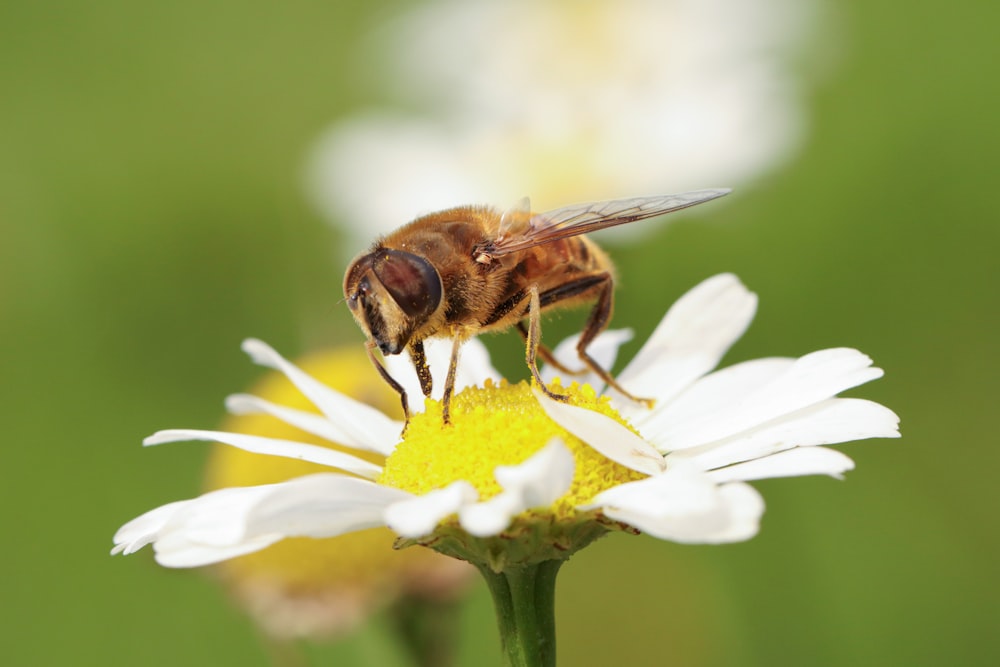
[344,189,729,424]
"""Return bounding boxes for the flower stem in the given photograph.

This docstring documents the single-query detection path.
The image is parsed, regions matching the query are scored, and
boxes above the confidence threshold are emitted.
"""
[477,560,562,667]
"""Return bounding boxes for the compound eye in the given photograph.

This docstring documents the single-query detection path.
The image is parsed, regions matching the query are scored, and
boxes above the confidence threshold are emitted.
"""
[344,253,376,308]
[373,249,442,321]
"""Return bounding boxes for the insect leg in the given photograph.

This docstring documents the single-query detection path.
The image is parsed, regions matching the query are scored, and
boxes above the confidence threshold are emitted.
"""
[409,340,433,397]
[366,340,410,423]
[527,285,570,402]
[441,335,464,424]
[574,275,654,407]
[515,321,585,376]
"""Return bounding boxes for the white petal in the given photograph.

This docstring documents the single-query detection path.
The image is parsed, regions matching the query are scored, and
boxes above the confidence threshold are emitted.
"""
[540,328,634,390]
[452,337,503,392]
[673,398,900,471]
[383,337,502,411]
[242,474,413,538]
[493,438,575,505]
[459,439,575,537]
[582,462,707,513]
[534,390,665,476]
[384,481,479,538]
[225,393,403,456]
[115,485,290,558]
[382,348,426,410]
[638,357,791,451]
[458,493,523,538]
[162,485,274,547]
[114,475,412,568]
[153,534,284,568]
[112,499,191,556]
[647,348,885,452]
[144,429,383,480]
[612,273,757,421]
[241,338,400,455]
[711,483,766,542]
[582,463,764,543]
[707,447,856,483]
[158,473,411,567]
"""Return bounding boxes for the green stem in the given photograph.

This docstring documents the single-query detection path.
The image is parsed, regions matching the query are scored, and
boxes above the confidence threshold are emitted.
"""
[477,560,563,667]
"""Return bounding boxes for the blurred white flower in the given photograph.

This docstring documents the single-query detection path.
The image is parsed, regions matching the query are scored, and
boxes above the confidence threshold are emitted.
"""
[307,0,824,253]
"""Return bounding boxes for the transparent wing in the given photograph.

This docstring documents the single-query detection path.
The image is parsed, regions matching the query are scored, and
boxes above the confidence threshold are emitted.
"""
[488,188,730,256]
[496,196,532,241]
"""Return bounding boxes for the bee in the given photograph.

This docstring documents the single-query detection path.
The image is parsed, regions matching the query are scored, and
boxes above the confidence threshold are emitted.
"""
[343,188,729,424]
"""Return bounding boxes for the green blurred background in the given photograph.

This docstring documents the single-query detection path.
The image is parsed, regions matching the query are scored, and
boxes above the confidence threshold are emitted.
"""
[2,1,998,665]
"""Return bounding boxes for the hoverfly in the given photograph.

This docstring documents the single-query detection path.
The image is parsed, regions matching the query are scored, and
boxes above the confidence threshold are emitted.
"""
[344,189,729,423]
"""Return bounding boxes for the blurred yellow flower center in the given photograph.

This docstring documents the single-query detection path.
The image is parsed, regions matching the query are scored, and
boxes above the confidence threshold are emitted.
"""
[378,380,646,519]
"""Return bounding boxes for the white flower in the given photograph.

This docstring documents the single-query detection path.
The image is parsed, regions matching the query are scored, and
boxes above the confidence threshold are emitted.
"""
[535,273,899,542]
[112,274,897,568]
[306,0,824,253]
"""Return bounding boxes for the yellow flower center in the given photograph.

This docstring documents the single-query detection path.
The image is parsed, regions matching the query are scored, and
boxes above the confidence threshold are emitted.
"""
[378,379,646,519]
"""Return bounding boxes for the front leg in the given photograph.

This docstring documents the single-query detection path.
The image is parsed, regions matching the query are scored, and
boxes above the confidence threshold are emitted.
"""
[366,340,410,423]
[409,340,433,398]
[441,334,464,424]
